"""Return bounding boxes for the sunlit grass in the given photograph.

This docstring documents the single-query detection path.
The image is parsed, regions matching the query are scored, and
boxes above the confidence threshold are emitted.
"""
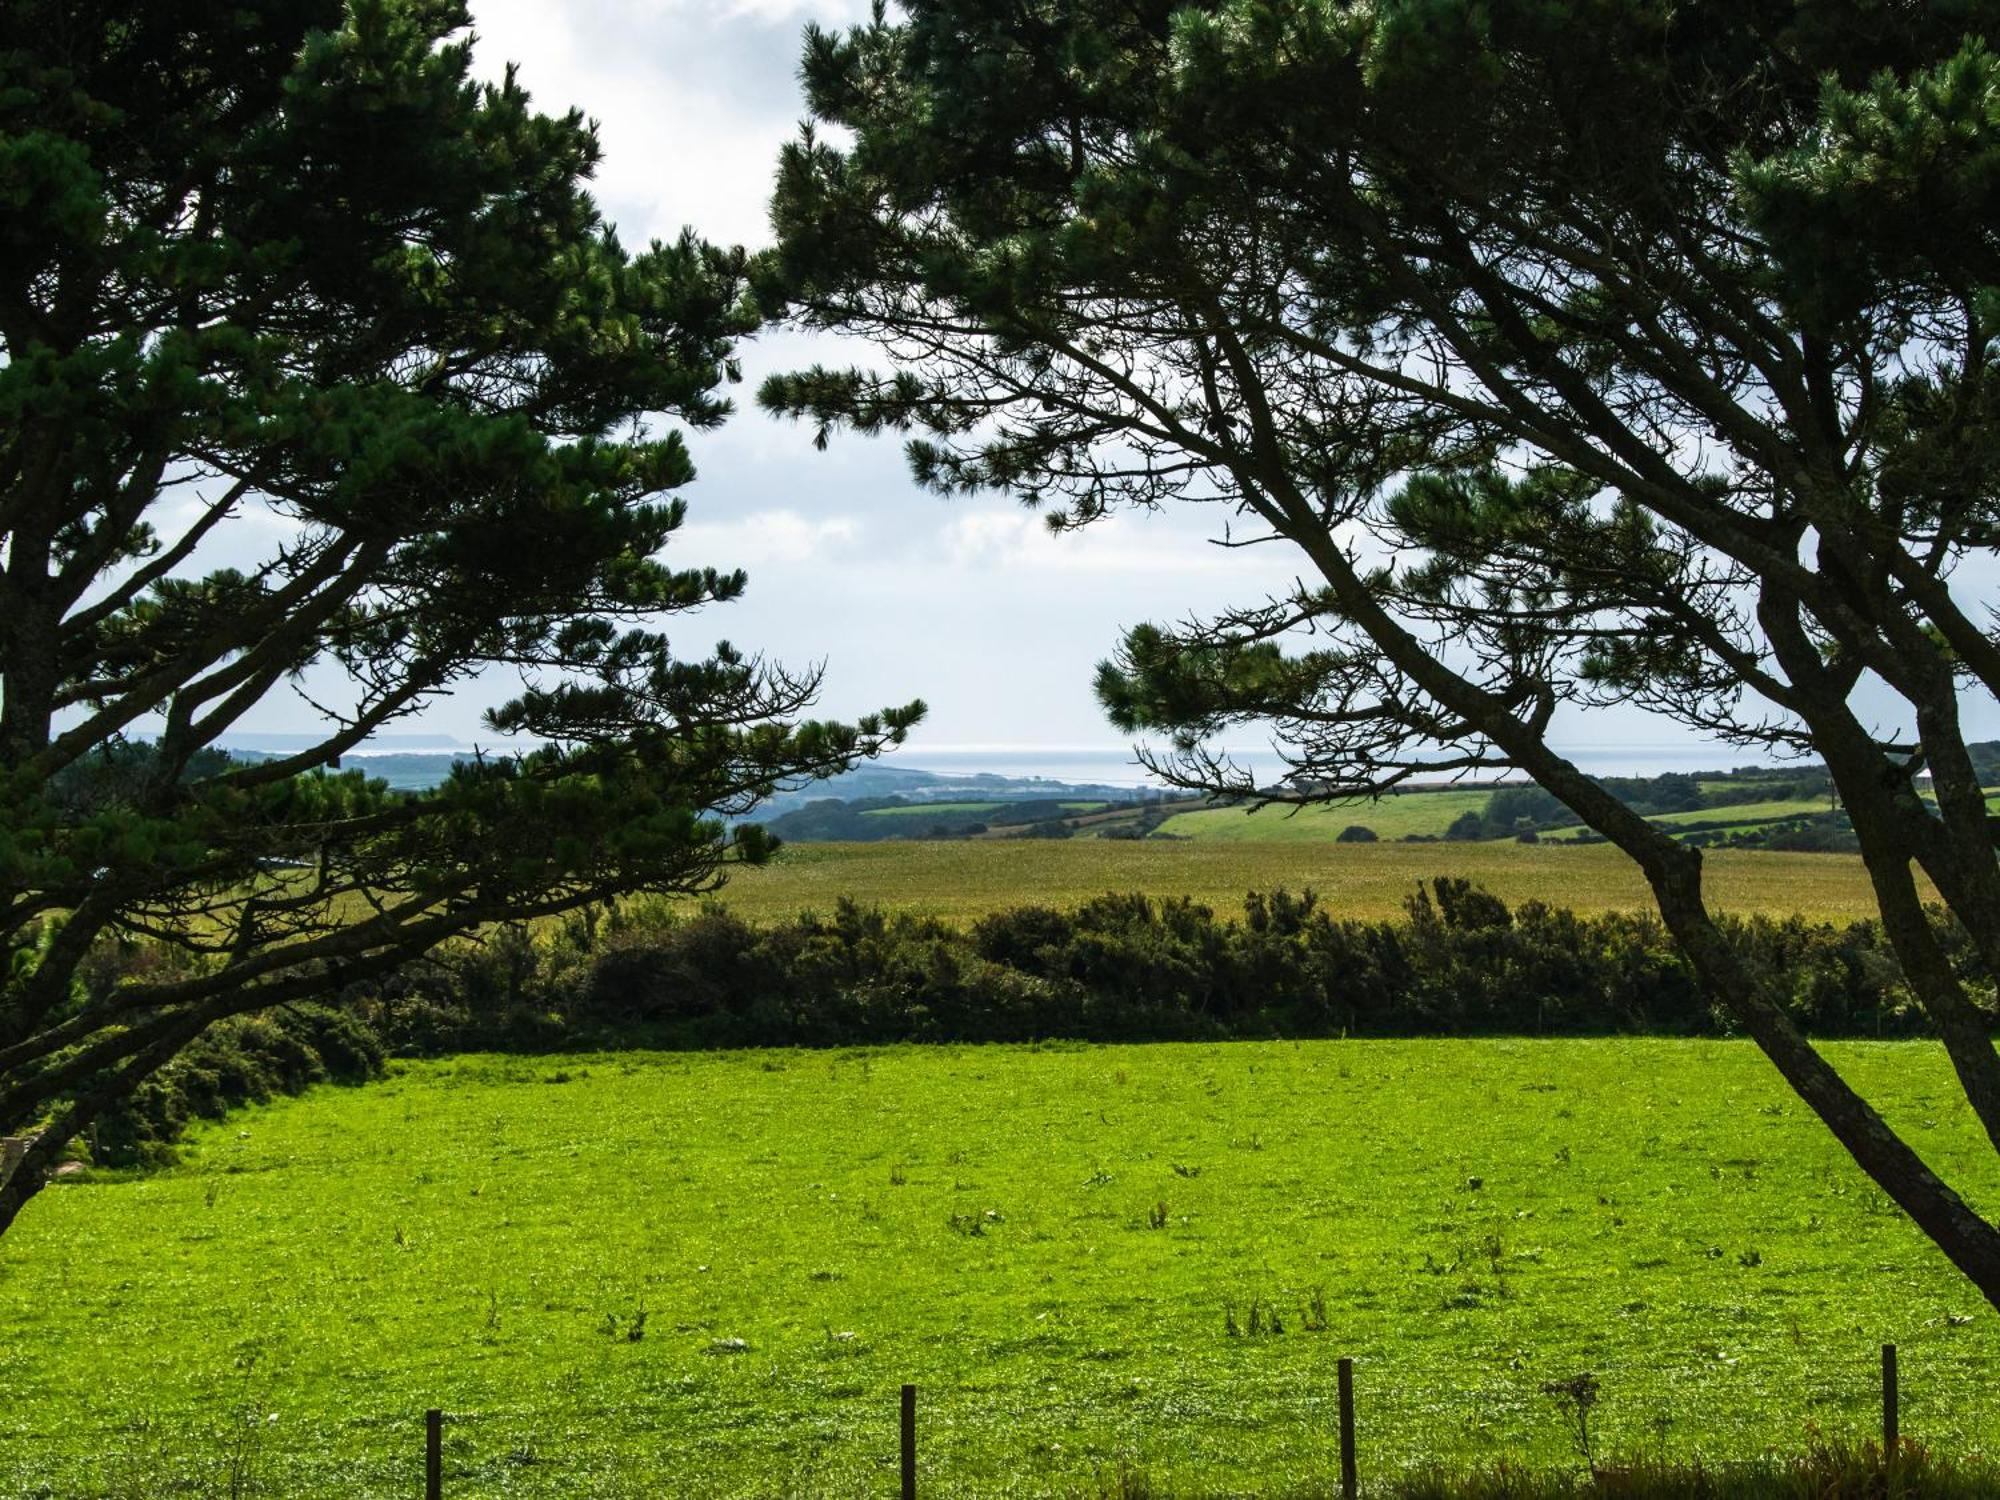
[1538,798,1833,841]
[707,840,1916,927]
[1,1041,1992,1496]
[858,801,1003,817]
[1156,791,1497,842]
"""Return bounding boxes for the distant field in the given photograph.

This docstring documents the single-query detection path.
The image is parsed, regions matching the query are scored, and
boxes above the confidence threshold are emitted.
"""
[859,801,1002,818]
[1633,796,1831,828]
[3,1042,1992,1497]
[1540,797,1832,842]
[1156,791,1844,845]
[1154,786,1992,850]
[710,840,1911,926]
[1157,791,1496,842]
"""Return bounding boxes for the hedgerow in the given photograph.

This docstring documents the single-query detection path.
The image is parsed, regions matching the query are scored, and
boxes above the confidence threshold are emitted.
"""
[81,881,1967,1165]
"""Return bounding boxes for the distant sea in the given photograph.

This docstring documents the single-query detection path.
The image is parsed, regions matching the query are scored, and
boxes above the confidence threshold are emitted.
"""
[868,742,1794,789]
[212,734,1795,790]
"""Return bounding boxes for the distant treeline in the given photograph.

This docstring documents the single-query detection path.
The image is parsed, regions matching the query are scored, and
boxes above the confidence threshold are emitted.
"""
[764,792,1187,842]
[768,795,1096,841]
[1276,752,1992,855]
[90,880,1966,1166]
[774,766,1866,850]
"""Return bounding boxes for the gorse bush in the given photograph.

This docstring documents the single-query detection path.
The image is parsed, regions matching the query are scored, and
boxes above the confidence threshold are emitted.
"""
[84,881,1968,1165]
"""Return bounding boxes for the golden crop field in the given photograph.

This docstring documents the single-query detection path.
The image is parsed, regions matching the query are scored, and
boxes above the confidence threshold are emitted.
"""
[704,839,1911,926]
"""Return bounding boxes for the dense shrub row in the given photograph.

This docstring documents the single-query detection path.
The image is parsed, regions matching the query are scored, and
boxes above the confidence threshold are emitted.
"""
[88,880,1964,1165]
[349,880,1942,1053]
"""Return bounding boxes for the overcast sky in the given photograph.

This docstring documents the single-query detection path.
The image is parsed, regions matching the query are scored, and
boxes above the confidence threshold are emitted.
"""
[431,0,1329,773]
[233,1,1979,777]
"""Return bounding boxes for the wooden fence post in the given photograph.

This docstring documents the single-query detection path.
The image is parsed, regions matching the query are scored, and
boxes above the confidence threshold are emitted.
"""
[1337,1357,1357,1500]
[425,1408,442,1500]
[900,1384,917,1500]
[1882,1343,1899,1459]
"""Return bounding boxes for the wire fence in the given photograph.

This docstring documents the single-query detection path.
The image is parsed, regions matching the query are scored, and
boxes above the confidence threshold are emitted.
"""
[406,1344,1915,1498]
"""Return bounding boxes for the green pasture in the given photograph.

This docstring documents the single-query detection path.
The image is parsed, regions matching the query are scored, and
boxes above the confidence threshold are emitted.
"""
[1155,793,1842,846]
[854,800,1109,822]
[1158,787,1995,849]
[1624,797,1829,829]
[1539,799,1833,842]
[1,1041,1992,1497]
[706,840,1915,927]
[858,801,1003,818]
[1156,792,1496,842]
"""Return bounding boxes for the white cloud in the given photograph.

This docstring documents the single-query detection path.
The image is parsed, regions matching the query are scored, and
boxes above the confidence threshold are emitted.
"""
[937,508,1291,580]
[466,1,872,248]
[676,508,861,567]
[719,0,875,21]
[368,3,1839,767]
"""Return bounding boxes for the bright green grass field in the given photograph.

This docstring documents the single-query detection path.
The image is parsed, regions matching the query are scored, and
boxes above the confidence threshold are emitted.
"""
[1,1042,1994,1498]
[708,841,1916,927]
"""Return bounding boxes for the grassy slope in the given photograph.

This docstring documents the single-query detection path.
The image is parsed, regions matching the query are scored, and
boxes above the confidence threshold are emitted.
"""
[1158,788,1996,847]
[1537,798,1834,843]
[1157,791,1497,841]
[1157,794,1843,845]
[1,1043,1993,1498]
[707,841,1913,926]
[1640,798,1834,827]
[858,800,1106,821]
[858,801,1003,818]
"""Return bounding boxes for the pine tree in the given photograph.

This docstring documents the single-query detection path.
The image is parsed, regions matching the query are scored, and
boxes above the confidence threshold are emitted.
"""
[760,1,2000,1304]
[0,0,920,1234]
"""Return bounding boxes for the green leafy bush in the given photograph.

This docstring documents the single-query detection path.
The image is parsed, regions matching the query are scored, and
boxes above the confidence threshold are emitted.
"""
[359,881,1956,1052]
[93,1005,384,1167]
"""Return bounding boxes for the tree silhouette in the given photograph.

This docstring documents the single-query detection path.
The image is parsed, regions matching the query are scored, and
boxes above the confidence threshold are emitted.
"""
[761,1,2000,1302]
[0,0,920,1234]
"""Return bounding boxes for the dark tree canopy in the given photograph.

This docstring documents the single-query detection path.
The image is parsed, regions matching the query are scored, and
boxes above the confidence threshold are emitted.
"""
[760,1,2000,1303]
[0,0,919,1232]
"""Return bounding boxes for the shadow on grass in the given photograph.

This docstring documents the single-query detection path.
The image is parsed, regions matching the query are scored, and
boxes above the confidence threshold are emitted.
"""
[1080,1436,1992,1500]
